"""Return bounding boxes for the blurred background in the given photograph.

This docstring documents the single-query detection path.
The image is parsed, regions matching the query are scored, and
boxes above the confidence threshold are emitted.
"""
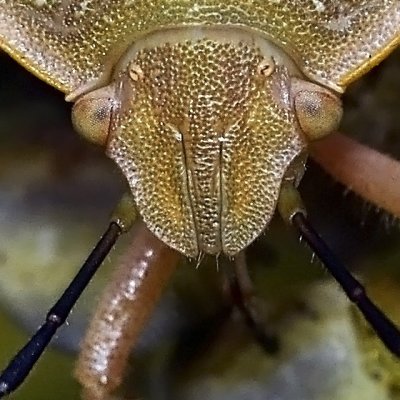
[0,44,399,400]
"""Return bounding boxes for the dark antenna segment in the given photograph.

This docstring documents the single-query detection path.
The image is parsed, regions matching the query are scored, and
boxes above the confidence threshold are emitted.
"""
[0,222,122,398]
[292,211,400,358]
[1,205,399,398]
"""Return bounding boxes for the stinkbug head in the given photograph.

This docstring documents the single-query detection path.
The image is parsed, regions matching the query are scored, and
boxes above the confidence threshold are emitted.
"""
[72,27,343,257]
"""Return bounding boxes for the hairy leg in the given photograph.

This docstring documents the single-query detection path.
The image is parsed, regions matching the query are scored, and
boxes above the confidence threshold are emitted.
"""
[223,253,279,354]
[310,132,400,217]
[75,221,180,400]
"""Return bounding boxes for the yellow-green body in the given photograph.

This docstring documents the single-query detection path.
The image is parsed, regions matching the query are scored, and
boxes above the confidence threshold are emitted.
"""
[1,2,400,399]
[1,1,399,258]
[1,1,399,93]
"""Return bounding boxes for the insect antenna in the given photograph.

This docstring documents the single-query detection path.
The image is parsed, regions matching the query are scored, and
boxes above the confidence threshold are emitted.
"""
[0,221,122,398]
[291,212,400,358]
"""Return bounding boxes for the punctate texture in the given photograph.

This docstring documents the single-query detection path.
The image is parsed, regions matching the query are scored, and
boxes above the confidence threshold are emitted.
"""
[1,1,399,94]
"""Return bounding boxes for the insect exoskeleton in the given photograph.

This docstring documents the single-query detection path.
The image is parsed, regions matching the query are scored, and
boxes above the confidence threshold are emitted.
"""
[71,26,343,258]
[2,2,399,398]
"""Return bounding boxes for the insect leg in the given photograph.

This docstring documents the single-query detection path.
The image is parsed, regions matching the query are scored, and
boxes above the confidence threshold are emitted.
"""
[310,132,400,217]
[278,184,400,358]
[223,253,279,354]
[75,221,180,400]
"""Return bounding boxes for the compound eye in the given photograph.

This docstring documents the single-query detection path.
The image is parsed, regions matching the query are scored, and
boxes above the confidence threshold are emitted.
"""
[294,89,343,141]
[71,85,117,146]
